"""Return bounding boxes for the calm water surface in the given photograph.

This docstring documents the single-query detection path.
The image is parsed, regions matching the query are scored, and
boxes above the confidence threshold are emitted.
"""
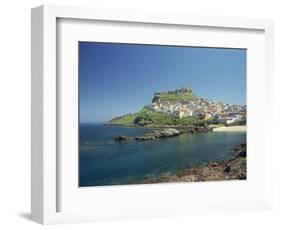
[79,124,246,186]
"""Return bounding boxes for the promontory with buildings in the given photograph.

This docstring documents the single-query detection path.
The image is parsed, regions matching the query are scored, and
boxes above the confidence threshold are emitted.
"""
[109,87,246,128]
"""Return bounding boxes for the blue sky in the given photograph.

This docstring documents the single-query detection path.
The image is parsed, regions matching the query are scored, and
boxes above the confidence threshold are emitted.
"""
[79,42,246,123]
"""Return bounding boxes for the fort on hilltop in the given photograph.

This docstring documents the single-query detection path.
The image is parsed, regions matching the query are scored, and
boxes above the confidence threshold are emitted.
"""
[152,87,196,103]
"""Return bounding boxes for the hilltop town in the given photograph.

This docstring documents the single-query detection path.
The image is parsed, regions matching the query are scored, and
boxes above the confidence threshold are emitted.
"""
[109,87,246,127]
[148,87,246,125]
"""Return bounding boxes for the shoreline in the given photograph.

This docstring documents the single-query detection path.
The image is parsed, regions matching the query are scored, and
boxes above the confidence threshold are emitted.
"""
[213,125,246,132]
[106,123,246,131]
[141,143,247,184]
[105,123,202,129]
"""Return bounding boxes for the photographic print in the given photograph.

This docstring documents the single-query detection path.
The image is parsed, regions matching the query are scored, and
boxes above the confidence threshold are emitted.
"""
[79,42,246,187]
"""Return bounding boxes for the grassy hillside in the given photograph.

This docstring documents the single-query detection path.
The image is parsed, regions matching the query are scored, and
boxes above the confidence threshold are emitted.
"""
[108,113,138,125]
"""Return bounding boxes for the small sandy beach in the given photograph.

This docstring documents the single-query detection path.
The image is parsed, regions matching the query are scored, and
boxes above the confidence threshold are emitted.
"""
[213,125,246,132]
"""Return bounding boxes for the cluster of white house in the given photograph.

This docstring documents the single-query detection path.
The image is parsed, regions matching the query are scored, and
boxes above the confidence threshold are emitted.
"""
[147,98,246,125]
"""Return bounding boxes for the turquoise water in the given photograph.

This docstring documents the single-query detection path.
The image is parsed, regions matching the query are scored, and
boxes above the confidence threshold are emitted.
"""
[79,124,246,187]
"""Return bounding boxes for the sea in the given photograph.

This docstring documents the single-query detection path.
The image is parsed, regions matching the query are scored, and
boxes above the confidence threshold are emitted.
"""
[79,123,246,187]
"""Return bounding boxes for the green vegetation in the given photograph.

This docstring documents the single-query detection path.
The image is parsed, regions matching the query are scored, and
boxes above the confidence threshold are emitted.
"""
[158,91,197,102]
[134,106,176,126]
[108,113,138,125]
[109,106,208,127]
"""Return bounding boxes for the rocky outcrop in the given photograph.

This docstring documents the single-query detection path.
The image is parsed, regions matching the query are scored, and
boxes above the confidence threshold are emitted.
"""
[115,128,181,141]
[232,143,247,158]
[152,93,161,104]
[188,126,212,133]
[114,126,213,142]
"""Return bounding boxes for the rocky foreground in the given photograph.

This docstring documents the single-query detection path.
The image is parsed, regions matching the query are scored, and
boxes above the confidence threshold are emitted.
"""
[141,143,247,184]
[114,126,211,141]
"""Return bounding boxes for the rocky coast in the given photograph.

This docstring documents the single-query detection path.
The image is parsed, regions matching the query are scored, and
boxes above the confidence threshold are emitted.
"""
[113,126,246,183]
[114,128,181,141]
[114,126,212,141]
[141,143,247,184]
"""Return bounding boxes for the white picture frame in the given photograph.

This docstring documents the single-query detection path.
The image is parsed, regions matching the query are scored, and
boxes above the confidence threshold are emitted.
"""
[31,5,274,225]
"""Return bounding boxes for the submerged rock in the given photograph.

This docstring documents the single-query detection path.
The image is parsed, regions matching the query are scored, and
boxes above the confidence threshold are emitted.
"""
[236,150,246,158]
[114,135,133,141]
